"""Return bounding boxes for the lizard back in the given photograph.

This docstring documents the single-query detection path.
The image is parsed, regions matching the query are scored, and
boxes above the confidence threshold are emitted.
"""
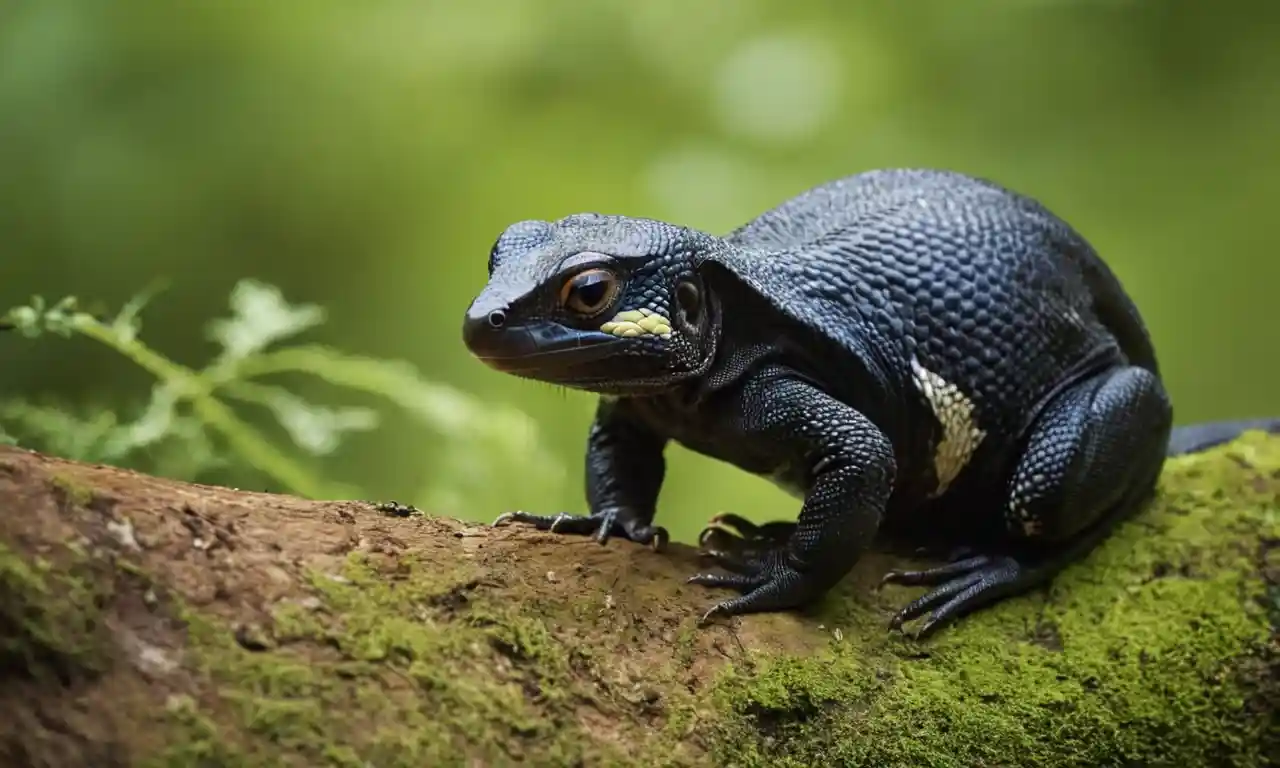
[706,168,1160,504]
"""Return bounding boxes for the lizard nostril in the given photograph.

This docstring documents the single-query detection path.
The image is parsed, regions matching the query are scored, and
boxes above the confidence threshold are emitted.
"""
[487,310,507,329]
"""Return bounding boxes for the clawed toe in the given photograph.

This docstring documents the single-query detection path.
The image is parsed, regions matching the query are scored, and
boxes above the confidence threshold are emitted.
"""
[644,526,670,552]
[696,514,797,573]
[695,563,812,623]
[697,547,758,574]
[492,510,581,531]
[697,513,796,549]
[887,570,985,631]
[492,510,605,537]
[688,512,815,621]
[491,510,667,549]
[694,523,779,577]
[688,534,823,624]
[884,555,1026,639]
[689,544,770,583]
[687,571,762,591]
[697,512,760,544]
[880,555,995,587]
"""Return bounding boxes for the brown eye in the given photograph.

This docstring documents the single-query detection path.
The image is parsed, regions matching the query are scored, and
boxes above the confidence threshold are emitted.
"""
[559,268,620,317]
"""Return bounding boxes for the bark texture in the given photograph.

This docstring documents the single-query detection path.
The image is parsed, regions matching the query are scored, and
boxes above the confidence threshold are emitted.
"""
[0,435,1277,768]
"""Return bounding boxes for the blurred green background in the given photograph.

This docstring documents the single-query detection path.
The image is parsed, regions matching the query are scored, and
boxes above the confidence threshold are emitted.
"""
[2,1,1277,544]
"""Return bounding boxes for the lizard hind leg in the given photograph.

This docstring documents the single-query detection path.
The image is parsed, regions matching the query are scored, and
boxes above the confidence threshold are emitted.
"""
[882,364,1173,639]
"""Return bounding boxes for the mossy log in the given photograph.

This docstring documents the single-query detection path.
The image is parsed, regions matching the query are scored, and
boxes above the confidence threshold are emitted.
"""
[0,435,1277,768]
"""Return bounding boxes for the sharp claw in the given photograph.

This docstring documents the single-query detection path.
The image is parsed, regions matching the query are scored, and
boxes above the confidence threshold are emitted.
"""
[711,512,758,532]
[880,555,994,588]
[704,512,734,527]
[697,521,741,548]
[592,511,619,544]
[914,618,943,640]
[649,528,669,552]
[698,603,727,626]
[490,510,665,553]
[881,569,920,587]
[692,564,810,622]
[885,554,1027,638]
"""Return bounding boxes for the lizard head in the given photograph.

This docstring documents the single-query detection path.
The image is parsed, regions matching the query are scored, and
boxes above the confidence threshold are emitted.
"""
[462,213,721,395]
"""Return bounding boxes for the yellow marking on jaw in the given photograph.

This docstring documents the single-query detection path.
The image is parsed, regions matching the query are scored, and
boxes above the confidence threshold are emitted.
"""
[909,356,987,498]
[599,308,673,339]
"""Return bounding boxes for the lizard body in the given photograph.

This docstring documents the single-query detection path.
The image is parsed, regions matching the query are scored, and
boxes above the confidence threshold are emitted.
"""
[462,168,1279,637]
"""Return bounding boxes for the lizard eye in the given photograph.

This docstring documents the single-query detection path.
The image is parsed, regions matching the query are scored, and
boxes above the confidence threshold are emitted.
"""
[559,268,620,317]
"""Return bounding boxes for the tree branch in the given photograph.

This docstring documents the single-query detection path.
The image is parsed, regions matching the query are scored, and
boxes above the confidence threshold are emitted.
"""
[1,434,1276,767]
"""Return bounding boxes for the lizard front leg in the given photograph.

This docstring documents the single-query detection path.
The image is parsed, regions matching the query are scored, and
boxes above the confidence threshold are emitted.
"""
[494,397,670,549]
[690,370,897,621]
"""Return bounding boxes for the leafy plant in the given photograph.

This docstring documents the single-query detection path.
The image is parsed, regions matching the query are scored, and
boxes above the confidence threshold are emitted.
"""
[1,281,566,513]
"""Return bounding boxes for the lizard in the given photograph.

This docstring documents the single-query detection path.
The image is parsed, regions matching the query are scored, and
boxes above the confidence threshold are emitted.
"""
[460,168,1280,638]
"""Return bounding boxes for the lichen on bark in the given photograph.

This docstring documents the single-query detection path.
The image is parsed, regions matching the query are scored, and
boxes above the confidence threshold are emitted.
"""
[0,433,1276,767]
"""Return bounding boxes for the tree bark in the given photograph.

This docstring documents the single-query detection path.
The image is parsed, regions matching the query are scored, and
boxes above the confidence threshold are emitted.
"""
[0,435,1276,768]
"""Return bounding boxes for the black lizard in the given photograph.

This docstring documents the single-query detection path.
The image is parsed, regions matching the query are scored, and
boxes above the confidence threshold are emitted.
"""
[461,168,1279,638]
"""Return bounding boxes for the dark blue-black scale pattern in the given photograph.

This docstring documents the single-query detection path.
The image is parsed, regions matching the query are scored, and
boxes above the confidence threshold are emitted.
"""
[466,168,1280,638]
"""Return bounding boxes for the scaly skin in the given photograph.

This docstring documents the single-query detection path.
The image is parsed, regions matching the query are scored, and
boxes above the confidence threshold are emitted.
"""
[462,168,1280,638]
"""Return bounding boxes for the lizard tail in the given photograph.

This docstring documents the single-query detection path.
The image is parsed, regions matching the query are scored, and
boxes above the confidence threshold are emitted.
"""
[1166,418,1280,457]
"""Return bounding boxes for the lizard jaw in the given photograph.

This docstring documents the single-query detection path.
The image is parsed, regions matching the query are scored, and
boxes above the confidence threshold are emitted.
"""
[463,316,625,374]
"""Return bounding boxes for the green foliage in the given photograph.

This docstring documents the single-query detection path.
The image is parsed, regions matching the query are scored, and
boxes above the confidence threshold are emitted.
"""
[1,281,564,509]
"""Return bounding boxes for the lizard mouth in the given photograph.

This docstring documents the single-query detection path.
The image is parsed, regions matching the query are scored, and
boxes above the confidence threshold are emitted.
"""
[464,321,626,375]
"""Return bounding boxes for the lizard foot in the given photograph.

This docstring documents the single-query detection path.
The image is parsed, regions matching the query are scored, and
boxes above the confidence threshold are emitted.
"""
[689,515,816,622]
[878,550,989,587]
[688,550,814,624]
[491,510,668,551]
[695,512,796,568]
[882,554,1029,639]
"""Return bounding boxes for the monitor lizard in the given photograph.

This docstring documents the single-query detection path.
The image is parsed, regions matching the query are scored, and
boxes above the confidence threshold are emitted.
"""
[461,168,1279,638]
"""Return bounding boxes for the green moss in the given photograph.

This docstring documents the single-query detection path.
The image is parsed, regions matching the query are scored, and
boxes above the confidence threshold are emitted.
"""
[169,550,648,766]
[706,432,1280,768]
[145,694,252,768]
[48,471,95,508]
[0,540,111,683]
